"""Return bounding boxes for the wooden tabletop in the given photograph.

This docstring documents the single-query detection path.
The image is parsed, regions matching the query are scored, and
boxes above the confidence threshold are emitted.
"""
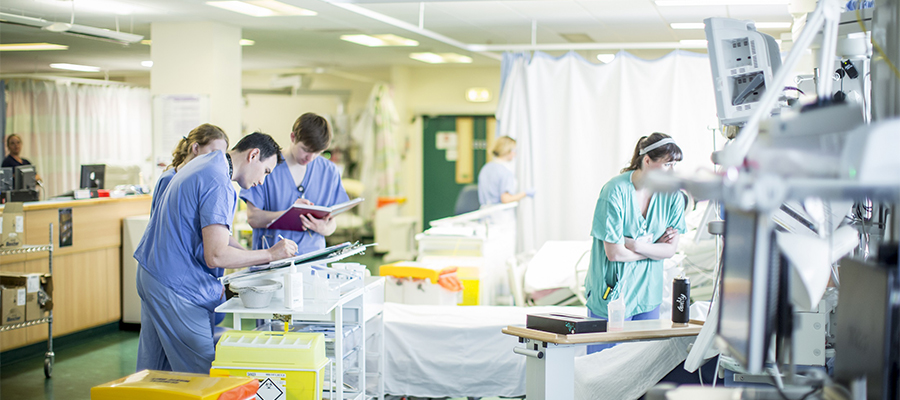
[502,319,704,344]
[0,194,151,212]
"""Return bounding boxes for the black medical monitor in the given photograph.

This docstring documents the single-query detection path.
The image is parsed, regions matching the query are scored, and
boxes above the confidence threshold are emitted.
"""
[80,164,106,190]
[717,208,779,374]
[14,165,36,190]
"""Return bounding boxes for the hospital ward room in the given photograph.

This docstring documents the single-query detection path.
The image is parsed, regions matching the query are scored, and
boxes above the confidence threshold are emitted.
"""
[1,0,899,399]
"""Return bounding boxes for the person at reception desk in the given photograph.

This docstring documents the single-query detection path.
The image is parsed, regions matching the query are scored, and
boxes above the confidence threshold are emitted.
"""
[3,133,42,183]
[241,113,349,255]
[151,124,230,215]
[133,131,298,374]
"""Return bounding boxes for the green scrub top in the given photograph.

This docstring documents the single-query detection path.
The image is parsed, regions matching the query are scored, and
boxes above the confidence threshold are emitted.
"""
[584,171,686,318]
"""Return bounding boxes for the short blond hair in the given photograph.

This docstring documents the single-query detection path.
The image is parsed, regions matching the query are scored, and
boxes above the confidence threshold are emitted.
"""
[492,136,517,157]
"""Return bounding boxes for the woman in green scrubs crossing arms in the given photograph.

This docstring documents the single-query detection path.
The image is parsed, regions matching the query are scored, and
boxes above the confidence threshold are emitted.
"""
[584,133,686,354]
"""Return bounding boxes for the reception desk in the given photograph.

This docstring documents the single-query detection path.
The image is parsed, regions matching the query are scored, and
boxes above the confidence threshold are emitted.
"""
[0,195,151,352]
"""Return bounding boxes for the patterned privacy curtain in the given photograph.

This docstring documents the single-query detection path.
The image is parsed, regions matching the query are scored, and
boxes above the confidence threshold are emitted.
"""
[5,79,152,197]
[351,83,402,222]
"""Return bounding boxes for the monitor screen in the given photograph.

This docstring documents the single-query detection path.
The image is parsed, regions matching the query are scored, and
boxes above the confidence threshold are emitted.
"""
[0,167,12,192]
[14,165,36,190]
[80,164,106,190]
[717,208,778,374]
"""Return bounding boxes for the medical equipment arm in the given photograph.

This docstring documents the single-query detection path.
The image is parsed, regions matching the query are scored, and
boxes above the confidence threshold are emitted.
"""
[202,224,297,269]
[604,241,648,262]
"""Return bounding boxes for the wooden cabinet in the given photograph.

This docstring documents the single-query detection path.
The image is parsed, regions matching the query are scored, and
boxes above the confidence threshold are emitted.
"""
[0,196,151,351]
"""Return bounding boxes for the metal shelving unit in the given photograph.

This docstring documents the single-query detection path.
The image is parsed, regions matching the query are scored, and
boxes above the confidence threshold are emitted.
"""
[0,223,55,378]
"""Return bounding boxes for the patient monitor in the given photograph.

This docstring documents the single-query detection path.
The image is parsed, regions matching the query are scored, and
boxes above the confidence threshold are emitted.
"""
[704,17,783,127]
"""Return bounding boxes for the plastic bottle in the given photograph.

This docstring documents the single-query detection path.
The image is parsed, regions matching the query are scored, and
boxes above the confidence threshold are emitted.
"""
[283,264,303,310]
[607,280,627,332]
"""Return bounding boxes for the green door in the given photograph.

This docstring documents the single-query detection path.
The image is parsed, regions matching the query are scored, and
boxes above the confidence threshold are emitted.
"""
[422,115,494,226]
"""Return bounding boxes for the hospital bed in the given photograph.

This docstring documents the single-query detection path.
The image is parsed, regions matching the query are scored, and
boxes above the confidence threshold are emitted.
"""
[381,302,710,399]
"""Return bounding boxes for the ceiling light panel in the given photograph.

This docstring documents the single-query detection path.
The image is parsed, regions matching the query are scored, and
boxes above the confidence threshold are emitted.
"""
[409,52,472,64]
[206,1,315,17]
[341,34,418,47]
[0,43,68,51]
[50,63,101,72]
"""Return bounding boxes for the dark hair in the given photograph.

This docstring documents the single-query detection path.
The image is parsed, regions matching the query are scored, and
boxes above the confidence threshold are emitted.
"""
[291,113,331,152]
[6,134,21,147]
[621,132,683,173]
[232,131,284,164]
[169,124,229,171]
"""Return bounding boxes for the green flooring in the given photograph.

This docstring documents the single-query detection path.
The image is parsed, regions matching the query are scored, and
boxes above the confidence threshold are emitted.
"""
[1,329,139,400]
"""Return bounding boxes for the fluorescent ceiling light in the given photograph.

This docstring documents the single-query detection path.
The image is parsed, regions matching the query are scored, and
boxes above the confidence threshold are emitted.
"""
[0,43,68,51]
[410,52,472,64]
[340,34,418,47]
[140,39,152,45]
[35,0,139,15]
[671,22,790,29]
[0,12,143,43]
[679,39,708,47]
[656,0,789,5]
[466,88,491,102]
[596,53,616,63]
[141,60,153,67]
[206,1,315,17]
[50,63,101,72]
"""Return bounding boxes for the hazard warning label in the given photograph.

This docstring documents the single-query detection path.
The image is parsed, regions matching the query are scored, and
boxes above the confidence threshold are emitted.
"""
[247,372,286,400]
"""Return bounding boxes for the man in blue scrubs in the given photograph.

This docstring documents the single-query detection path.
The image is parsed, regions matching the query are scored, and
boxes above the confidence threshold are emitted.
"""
[242,113,349,255]
[134,131,298,373]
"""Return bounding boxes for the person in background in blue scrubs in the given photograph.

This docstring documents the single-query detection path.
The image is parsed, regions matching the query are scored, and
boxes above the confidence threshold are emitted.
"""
[151,124,230,215]
[477,136,534,207]
[242,113,349,255]
[134,131,298,374]
[583,133,686,354]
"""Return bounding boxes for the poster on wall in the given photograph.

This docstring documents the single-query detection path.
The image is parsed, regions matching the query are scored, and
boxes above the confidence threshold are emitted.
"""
[151,94,210,178]
[59,207,73,248]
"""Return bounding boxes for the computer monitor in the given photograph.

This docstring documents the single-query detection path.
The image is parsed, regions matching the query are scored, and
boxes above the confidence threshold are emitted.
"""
[717,208,780,374]
[80,164,106,190]
[704,17,783,126]
[14,165,36,190]
[0,167,12,192]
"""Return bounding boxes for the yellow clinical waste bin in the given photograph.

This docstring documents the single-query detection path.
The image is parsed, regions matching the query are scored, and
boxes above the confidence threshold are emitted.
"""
[210,330,328,400]
[91,369,259,400]
[379,261,480,305]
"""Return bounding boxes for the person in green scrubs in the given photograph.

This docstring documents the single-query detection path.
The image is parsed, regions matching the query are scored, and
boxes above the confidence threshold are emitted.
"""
[584,132,686,354]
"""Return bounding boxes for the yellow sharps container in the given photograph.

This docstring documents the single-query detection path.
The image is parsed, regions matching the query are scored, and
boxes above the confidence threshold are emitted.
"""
[210,330,328,400]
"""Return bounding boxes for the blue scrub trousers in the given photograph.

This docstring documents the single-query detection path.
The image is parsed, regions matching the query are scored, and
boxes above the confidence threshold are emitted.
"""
[586,306,660,354]
[136,267,217,373]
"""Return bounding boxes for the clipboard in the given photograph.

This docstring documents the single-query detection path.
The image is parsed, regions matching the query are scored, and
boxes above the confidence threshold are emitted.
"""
[266,198,364,231]
[221,241,374,284]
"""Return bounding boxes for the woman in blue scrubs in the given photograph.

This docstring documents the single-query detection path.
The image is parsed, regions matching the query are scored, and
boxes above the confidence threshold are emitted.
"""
[584,133,686,354]
[135,132,298,373]
[241,113,349,254]
[151,124,229,215]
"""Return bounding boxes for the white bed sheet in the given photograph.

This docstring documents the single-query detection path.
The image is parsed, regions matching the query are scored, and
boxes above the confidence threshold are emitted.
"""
[383,303,587,397]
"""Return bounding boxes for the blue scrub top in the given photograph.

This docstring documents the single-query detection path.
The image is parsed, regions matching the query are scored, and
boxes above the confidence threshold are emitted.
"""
[240,156,348,254]
[150,168,176,216]
[134,151,237,312]
[584,171,686,318]
[477,161,516,206]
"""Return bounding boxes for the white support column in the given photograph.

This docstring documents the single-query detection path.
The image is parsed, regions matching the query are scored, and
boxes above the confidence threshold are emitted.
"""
[150,21,243,143]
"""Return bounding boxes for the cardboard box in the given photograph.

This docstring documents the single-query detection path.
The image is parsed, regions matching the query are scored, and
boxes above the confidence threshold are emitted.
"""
[1,285,26,326]
[0,202,25,249]
[0,273,53,321]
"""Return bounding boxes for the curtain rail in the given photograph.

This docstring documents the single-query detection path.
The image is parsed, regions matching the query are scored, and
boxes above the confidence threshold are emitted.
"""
[0,75,139,87]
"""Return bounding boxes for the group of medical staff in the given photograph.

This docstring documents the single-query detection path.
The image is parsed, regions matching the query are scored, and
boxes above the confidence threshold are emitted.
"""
[133,113,349,373]
[478,133,686,355]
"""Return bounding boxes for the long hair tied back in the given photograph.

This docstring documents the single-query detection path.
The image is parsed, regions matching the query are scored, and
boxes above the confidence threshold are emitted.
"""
[169,123,228,170]
[622,132,683,173]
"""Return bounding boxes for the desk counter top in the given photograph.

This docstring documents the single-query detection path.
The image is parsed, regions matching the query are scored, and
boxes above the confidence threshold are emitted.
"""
[0,194,151,212]
[503,319,703,344]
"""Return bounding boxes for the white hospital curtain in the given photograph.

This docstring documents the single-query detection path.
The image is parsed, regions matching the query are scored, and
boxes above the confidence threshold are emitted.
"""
[496,51,719,252]
[351,83,402,221]
[5,79,152,197]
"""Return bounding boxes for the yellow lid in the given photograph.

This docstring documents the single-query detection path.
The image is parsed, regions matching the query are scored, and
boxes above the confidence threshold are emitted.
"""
[213,331,326,369]
[90,370,257,400]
